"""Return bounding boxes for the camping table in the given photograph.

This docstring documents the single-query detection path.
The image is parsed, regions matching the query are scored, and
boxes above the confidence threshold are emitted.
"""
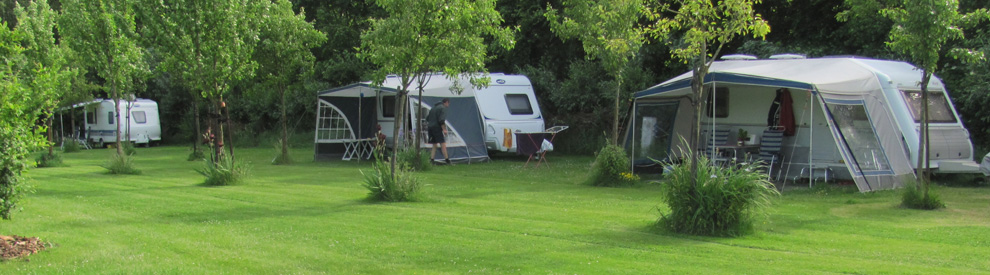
[342,138,376,161]
[713,143,760,163]
[516,126,569,168]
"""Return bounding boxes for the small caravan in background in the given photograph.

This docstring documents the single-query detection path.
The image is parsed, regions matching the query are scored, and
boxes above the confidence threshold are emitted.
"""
[64,98,162,147]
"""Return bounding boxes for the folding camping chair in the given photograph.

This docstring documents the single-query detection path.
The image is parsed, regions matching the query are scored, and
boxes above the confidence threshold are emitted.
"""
[756,127,785,181]
[517,125,568,168]
[705,128,733,166]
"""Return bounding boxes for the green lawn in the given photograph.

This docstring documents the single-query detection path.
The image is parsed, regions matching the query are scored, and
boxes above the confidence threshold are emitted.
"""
[4,146,990,273]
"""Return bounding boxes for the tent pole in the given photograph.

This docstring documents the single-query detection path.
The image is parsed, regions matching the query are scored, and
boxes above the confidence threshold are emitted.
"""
[710,80,716,161]
[809,90,814,188]
[630,99,636,173]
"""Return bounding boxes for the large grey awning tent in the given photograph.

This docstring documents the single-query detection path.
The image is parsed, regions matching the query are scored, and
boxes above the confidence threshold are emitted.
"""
[625,57,970,192]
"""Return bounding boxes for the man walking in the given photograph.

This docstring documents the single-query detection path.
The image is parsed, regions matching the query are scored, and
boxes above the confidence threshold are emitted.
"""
[426,98,451,164]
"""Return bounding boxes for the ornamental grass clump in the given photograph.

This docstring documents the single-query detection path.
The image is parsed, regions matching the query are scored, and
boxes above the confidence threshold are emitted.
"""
[901,179,945,210]
[587,144,637,187]
[657,156,779,236]
[361,157,421,202]
[198,154,248,186]
[102,153,141,175]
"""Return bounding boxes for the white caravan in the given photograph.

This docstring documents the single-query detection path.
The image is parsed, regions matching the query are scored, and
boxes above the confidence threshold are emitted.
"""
[472,74,545,153]
[315,73,544,161]
[74,98,162,147]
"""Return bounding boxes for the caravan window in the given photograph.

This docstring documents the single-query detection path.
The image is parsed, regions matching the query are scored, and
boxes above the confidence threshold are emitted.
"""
[900,91,957,123]
[381,96,395,118]
[827,104,891,172]
[108,112,115,124]
[706,87,729,118]
[86,111,96,124]
[505,94,533,115]
[132,111,147,124]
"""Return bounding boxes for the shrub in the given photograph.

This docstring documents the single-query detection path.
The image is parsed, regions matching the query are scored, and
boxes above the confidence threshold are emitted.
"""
[657,156,779,237]
[187,148,206,161]
[35,151,65,168]
[397,147,431,172]
[197,154,249,186]
[361,158,421,202]
[102,153,141,175]
[587,144,636,187]
[901,180,945,210]
[121,141,137,156]
[61,139,82,153]
[271,139,293,165]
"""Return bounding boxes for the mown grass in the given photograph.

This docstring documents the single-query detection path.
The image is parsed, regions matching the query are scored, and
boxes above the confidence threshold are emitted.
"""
[3,146,989,273]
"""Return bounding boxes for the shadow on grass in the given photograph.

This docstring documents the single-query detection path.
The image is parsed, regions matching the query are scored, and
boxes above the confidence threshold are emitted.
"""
[156,199,369,224]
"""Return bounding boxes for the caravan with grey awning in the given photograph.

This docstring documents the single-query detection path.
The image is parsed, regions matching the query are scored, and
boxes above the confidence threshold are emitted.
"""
[627,56,979,192]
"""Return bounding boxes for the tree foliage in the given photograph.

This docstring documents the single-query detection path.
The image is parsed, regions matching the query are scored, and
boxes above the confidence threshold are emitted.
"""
[650,0,770,184]
[0,20,56,220]
[545,0,650,144]
[15,0,79,158]
[144,0,261,162]
[253,0,326,165]
[875,0,988,202]
[60,0,149,157]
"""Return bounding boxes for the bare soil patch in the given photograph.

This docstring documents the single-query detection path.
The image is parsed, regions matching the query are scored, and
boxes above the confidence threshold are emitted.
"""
[1,235,48,261]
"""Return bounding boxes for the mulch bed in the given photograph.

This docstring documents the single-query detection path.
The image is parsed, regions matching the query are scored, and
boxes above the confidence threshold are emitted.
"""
[1,235,48,261]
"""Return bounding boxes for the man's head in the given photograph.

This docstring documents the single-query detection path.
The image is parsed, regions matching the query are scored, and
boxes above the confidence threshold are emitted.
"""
[441,98,450,106]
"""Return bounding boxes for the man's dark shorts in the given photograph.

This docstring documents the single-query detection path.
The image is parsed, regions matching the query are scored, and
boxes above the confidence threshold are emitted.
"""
[428,126,445,144]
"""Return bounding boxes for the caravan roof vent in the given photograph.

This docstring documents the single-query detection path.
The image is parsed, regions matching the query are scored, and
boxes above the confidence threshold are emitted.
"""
[721,54,758,60]
[769,54,806,60]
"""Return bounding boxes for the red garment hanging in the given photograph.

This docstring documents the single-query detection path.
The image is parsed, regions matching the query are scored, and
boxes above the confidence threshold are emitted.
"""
[779,88,796,136]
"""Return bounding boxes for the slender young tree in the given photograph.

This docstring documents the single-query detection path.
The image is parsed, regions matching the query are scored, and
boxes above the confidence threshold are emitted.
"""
[143,0,260,162]
[545,0,651,146]
[60,0,150,158]
[879,0,988,201]
[13,0,77,160]
[253,0,327,165]
[359,0,515,176]
[650,0,770,185]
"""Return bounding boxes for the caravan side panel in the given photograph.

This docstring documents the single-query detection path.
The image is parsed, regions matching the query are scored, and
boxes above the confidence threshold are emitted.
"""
[474,76,544,153]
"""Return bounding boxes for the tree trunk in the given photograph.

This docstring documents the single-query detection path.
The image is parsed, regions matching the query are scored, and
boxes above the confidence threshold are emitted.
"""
[280,86,289,162]
[193,97,201,154]
[612,74,622,145]
[213,98,223,163]
[47,115,54,156]
[70,109,76,139]
[690,68,703,188]
[689,42,709,188]
[919,72,932,200]
[415,86,423,155]
[389,92,408,179]
[113,90,123,157]
[225,97,235,163]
